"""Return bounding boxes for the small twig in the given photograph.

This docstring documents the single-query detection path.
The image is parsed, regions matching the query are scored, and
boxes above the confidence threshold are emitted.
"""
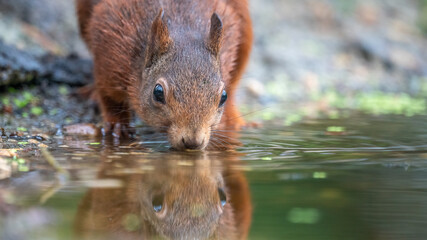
[40,148,69,176]
[39,148,70,204]
[39,181,62,204]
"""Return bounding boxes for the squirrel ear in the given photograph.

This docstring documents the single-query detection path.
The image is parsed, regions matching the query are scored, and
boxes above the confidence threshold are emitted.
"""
[207,13,223,56]
[146,9,172,68]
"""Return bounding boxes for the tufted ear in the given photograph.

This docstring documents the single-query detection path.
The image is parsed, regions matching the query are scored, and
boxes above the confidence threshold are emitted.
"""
[146,9,172,68]
[207,13,223,57]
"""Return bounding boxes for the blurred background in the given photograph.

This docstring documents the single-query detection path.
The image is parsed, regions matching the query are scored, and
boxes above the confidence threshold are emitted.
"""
[0,0,427,125]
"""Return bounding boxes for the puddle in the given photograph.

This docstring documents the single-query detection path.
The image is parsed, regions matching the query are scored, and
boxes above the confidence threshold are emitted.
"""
[1,114,427,239]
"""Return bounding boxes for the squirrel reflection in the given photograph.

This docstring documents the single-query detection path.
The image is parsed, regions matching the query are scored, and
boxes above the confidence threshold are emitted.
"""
[74,153,252,240]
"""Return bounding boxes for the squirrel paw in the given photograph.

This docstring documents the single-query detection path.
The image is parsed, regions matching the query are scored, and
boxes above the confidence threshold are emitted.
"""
[102,122,135,138]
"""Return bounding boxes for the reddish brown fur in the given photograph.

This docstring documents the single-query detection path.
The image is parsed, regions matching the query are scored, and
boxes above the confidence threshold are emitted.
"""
[76,0,253,150]
[74,154,252,239]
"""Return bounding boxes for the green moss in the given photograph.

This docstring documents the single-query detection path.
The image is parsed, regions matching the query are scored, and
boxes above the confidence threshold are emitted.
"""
[243,83,427,126]
[1,97,10,105]
[31,106,43,116]
[11,91,35,109]
[17,127,28,132]
[59,85,69,95]
[65,118,73,124]
[7,87,16,93]
[322,90,426,116]
[420,78,427,96]
[419,0,427,35]
[49,109,59,116]
[13,98,30,109]
[23,91,33,101]
[357,92,426,116]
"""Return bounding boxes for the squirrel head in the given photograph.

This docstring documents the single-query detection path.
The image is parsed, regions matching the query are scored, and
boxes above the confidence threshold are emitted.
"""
[132,10,227,150]
[139,156,230,239]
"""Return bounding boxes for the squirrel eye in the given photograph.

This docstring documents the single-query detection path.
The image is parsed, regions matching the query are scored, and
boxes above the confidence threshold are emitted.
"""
[219,89,227,107]
[218,188,227,207]
[153,84,166,104]
[152,193,164,213]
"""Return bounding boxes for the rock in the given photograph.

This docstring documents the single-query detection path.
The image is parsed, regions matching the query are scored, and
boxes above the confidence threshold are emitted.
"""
[0,40,92,87]
[0,40,42,86]
[63,123,101,137]
[40,54,93,86]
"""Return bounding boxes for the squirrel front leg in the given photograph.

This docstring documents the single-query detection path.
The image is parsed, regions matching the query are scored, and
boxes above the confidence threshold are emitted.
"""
[97,91,133,138]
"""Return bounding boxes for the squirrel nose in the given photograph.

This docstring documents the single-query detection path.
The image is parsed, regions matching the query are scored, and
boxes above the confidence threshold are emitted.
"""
[182,138,204,150]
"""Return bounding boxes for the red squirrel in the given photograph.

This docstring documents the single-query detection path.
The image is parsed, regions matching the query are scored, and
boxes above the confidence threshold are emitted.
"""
[76,0,253,150]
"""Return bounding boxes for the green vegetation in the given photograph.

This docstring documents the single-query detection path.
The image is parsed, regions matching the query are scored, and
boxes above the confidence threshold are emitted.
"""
[313,172,327,179]
[13,97,30,109]
[17,127,28,132]
[7,90,38,109]
[59,85,69,95]
[357,92,426,116]
[241,87,427,127]
[419,0,427,35]
[7,87,17,93]
[0,88,46,120]
[1,97,10,105]
[31,106,43,116]
[49,109,59,116]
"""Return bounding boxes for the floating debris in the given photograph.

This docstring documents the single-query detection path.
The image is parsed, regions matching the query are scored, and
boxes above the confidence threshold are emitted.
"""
[313,172,327,179]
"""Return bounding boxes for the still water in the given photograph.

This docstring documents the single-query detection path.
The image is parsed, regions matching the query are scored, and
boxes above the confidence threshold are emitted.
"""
[1,113,427,240]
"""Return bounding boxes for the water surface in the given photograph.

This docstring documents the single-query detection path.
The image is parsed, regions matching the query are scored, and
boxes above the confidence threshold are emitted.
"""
[1,114,427,240]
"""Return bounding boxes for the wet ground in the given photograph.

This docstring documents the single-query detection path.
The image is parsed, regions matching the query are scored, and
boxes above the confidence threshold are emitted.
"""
[1,113,427,239]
